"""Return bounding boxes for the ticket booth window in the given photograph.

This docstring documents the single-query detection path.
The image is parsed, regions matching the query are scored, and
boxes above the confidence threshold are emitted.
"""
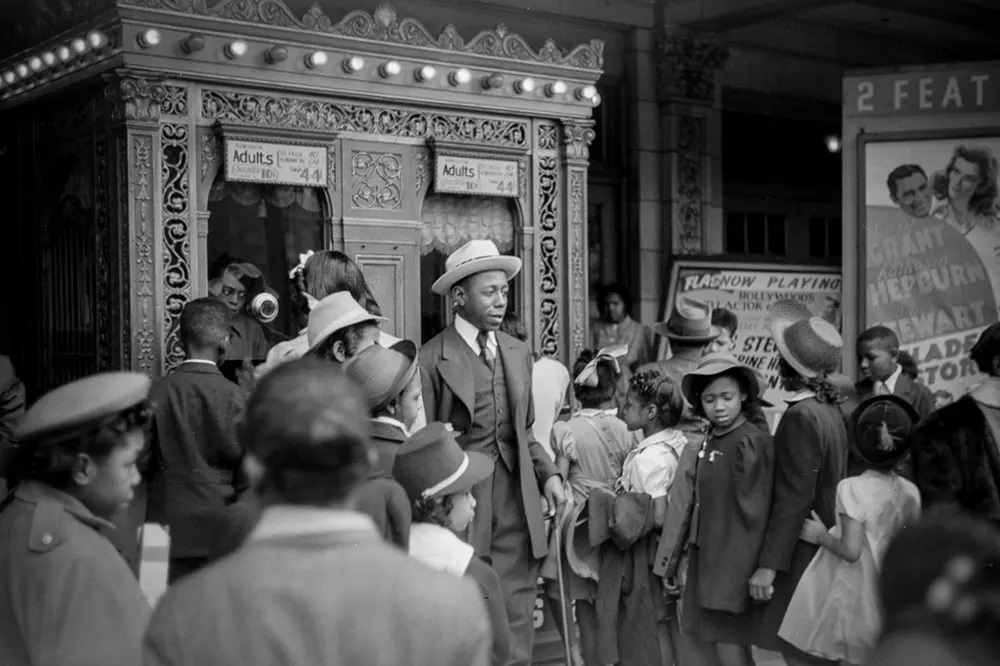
[207,178,325,337]
[420,193,518,342]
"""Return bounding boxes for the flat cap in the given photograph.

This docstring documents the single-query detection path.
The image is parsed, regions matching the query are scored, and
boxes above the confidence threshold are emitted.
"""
[15,372,151,443]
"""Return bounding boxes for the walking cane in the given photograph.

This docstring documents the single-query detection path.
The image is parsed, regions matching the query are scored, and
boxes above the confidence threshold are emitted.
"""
[552,502,574,666]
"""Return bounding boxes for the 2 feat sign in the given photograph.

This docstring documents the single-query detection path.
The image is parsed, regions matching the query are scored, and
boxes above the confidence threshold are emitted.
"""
[845,68,1000,117]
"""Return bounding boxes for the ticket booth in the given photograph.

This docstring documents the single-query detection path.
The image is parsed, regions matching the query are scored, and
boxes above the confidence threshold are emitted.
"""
[0,0,602,391]
[842,61,1000,400]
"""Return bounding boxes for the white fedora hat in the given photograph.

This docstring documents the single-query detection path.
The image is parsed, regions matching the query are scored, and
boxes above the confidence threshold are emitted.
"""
[431,239,522,296]
[307,291,388,350]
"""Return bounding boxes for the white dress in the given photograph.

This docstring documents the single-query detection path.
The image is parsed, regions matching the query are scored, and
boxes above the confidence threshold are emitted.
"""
[778,471,921,665]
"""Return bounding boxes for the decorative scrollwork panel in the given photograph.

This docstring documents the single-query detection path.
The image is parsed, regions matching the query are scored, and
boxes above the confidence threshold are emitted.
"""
[350,151,402,210]
[95,134,112,370]
[161,122,192,370]
[568,170,587,354]
[535,152,560,357]
[132,134,156,375]
[202,90,528,150]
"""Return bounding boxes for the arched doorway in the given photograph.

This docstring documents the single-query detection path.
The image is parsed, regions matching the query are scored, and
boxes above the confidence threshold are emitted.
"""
[207,178,326,339]
[420,193,519,342]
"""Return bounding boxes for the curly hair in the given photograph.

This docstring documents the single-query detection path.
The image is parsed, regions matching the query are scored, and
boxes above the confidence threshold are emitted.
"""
[970,322,1000,377]
[11,400,152,489]
[572,349,619,407]
[932,145,1000,218]
[777,357,841,404]
[411,493,456,527]
[628,369,683,427]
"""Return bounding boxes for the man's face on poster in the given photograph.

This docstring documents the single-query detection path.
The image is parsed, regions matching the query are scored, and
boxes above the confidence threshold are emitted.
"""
[892,172,932,218]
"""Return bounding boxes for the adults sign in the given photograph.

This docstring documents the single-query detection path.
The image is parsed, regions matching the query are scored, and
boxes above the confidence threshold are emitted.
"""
[225,139,327,187]
[434,155,519,197]
[664,261,842,429]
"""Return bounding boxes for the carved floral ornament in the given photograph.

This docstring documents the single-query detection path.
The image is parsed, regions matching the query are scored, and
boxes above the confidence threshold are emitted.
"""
[562,122,596,162]
[656,28,729,102]
[115,0,604,70]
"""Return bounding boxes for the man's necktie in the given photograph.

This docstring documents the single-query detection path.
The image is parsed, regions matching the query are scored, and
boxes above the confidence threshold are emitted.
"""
[476,330,495,370]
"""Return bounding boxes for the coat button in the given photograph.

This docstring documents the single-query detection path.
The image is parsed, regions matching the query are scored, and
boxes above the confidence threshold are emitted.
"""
[41,534,53,546]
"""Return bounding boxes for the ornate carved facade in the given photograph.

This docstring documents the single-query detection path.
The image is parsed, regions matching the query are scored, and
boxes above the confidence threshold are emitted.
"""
[0,1,601,383]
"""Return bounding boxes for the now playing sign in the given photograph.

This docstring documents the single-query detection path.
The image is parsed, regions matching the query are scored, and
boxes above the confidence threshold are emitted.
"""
[435,155,519,197]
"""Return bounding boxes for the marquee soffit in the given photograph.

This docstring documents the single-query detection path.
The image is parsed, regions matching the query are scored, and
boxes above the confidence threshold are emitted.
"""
[115,0,604,71]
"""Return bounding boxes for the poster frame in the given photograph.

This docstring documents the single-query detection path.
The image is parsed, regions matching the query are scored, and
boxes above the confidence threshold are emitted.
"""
[661,257,842,356]
[852,126,1000,380]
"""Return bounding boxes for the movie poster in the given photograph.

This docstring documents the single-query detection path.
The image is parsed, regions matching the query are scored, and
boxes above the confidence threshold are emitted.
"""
[864,138,1000,406]
[666,262,842,427]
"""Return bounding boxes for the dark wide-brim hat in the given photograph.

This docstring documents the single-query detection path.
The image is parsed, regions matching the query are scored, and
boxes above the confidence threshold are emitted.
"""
[682,352,761,407]
[850,394,920,469]
[767,299,842,378]
[393,422,494,500]
[653,295,721,343]
[15,372,151,445]
[344,340,419,412]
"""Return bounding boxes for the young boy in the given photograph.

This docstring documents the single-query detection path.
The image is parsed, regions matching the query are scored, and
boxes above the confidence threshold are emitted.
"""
[146,297,247,583]
[707,308,738,355]
[855,325,934,418]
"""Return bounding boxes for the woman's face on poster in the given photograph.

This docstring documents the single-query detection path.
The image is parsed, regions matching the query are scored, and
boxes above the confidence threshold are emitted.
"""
[948,157,982,202]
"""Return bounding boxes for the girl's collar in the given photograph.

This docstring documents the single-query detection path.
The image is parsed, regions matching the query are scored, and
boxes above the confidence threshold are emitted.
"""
[637,427,686,451]
[710,413,747,437]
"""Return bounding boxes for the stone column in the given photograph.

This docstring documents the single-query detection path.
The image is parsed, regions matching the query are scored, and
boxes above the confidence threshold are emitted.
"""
[561,120,596,360]
[105,72,167,379]
[625,27,664,326]
[657,28,729,254]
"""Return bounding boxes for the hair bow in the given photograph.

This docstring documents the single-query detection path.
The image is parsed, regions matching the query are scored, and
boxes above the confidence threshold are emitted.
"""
[288,250,315,279]
[574,344,628,387]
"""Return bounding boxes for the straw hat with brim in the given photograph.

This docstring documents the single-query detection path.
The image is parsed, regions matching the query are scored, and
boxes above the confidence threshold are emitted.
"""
[15,372,151,444]
[307,291,388,350]
[767,299,842,378]
[431,239,522,296]
[682,352,761,407]
[393,422,494,500]
[653,295,721,343]
[850,394,919,469]
[344,340,419,412]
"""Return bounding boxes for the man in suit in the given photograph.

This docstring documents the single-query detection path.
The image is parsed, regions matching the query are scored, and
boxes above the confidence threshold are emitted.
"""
[144,358,491,666]
[145,298,247,582]
[421,239,567,666]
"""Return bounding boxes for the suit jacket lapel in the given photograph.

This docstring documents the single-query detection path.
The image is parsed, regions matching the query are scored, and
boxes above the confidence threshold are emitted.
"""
[439,326,476,419]
[498,333,524,423]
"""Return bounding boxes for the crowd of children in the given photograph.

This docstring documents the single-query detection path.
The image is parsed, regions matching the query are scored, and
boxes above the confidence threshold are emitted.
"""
[6,239,1000,666]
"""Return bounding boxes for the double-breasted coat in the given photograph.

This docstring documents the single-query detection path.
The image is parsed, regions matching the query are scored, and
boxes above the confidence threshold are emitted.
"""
[420,326,559,558]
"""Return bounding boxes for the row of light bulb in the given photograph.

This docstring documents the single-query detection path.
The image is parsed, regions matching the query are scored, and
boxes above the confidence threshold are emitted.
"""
[0,30,109,88]
[133,29,601,105]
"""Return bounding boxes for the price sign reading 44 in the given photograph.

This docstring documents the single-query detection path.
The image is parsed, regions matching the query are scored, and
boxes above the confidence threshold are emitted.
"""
[435,155,519,198]
[225,139,329,188]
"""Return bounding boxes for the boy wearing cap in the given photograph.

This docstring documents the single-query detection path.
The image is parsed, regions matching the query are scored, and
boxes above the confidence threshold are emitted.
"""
[145,298,247,583]
[421,239,566,666]
[0,372,153,665]
[144,359,492,666]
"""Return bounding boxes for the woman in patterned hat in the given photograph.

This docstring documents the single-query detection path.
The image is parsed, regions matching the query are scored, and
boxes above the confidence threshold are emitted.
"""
[751,300,850,666]
[0,372,153,665]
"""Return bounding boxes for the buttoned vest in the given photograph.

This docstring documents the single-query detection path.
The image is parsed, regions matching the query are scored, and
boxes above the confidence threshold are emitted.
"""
[456,341,516,471]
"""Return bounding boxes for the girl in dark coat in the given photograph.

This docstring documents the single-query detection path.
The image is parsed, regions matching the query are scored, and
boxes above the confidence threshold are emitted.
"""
[677,352,775,666]
[750,300,849,666]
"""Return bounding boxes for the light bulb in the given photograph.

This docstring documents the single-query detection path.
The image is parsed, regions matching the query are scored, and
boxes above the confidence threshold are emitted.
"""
[41,52,56,67]
[482,73,504,90]
[825,135,842,154]
[304,51,327,69]
[181,34,205,54]
[342,55,364,73]
[545,81,567,97]
[576,84,598,101]
[136,29,161,49]
[86,31,107,49]
[224,40,248,59]
[56,45,72,62]
[2,71,15,85]
[14,63,29,79]
[449,68,471,86]
[514,78,535,94]
[70,38,87,54]
[28,56,44,72]
[415,65,436,82]
[591,92,603,107]
[379,60,401,78]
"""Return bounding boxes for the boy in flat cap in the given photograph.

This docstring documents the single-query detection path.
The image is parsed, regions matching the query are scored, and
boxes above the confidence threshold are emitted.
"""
[0,372,153,666]
[144,358,492,666]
